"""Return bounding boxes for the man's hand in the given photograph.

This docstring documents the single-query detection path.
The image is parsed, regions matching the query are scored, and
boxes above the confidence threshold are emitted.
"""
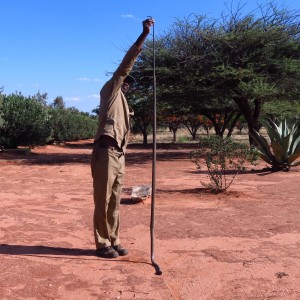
[135,18,155,49]
[142,18,155,34]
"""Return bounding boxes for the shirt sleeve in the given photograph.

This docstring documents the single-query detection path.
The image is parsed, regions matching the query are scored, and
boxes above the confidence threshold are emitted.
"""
[104,44,141,93]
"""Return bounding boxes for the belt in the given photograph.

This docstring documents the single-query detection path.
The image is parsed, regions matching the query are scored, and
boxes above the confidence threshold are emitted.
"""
[95,136,123,153]
[99,144,123,152]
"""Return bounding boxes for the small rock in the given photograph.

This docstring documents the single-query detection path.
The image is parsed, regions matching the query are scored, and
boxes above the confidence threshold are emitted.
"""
[131,185,152,202]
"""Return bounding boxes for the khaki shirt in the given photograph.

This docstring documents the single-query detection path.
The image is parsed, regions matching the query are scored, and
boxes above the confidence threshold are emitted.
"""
[94,44,141,151]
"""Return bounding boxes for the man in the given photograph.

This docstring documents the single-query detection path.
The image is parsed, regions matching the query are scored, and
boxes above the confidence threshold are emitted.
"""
[91,18,154,258]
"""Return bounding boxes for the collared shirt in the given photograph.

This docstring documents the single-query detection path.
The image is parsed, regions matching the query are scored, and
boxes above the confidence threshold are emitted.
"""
[94,44,141,152]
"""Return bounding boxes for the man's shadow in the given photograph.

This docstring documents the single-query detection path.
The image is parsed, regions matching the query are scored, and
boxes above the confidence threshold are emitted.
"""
[0,243,95,259]
[0,243,151,265]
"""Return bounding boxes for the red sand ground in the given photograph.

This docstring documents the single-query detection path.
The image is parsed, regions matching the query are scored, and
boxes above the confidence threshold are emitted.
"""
[0,140,299,300]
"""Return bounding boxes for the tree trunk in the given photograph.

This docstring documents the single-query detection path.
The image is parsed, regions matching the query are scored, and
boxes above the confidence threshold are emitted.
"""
[169,121,180,144]
[183,123,199,140]
[192,130,197,140]
[226,112,242,138]
[234,97,262,145]
[142,129,148,145]
[172,129,177,143]
[207,115,222,137]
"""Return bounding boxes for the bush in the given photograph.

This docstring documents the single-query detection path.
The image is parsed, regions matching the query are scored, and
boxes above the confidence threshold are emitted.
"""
[0,92,51,148]
[191,136,258,192]
[48,108,98,142]
[0,92,98,148]
[250,118,300,171]
[177,135,191,143]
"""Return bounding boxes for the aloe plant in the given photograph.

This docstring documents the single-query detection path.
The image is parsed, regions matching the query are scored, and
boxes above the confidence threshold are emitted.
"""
[250,118,300,171]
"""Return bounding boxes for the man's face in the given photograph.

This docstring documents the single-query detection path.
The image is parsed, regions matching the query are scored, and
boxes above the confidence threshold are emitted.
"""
[121,81,130,93]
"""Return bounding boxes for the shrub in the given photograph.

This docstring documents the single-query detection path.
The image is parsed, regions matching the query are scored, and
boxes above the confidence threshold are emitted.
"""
[250,118,300,171]
[48,108,98,142]
[0,92,98,148]
[177,136,191,143]
[191,136,258,193]
[0,92,51,148]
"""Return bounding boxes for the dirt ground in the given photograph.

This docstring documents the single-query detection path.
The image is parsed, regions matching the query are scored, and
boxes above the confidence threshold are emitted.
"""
[0,140,300,300]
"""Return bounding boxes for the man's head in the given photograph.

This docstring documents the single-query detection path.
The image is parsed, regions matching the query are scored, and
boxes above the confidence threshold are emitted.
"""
[121,75,135,93]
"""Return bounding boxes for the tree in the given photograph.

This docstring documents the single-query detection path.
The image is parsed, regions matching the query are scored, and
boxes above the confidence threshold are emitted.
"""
[129,35,182,143]
[131,3,300,144]
[32,91,48,106]
[216,4,300,142]
[172,7,300,142]
[52,96,65,109]
[92,105,100,116]
[165,115,182,143]
[202,109,242,137]
[131,15,244,139]
[182,114,203,140]
[127,94,152,145]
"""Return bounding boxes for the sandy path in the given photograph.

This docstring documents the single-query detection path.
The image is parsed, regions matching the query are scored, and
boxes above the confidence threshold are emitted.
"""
[0,141,299,299]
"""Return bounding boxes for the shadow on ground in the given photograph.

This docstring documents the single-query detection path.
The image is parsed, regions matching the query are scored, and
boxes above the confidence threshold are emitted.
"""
[0,244,152,266]
[0,243,95,257]
[0,143,195,165]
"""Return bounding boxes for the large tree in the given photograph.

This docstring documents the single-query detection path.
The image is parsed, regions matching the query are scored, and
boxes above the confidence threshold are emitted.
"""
[216,4,300,141]
[130,2,300,143]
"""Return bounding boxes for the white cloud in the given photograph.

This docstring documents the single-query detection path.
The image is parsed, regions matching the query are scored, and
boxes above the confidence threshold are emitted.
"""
[78,77,92,81]
[121,14,135,18]
[77,77,102,82]
[65,97,81,101]
[88,94,99,99]
[65,95,99,102]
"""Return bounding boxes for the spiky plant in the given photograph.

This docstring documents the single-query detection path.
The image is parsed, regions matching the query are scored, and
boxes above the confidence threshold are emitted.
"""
[250,118,300,171]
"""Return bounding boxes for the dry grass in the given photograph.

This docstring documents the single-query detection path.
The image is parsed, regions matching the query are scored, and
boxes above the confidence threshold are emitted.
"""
[129,127,255,145]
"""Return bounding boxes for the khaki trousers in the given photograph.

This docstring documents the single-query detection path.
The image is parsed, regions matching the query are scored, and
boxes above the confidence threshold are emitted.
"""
[91,144,125,249]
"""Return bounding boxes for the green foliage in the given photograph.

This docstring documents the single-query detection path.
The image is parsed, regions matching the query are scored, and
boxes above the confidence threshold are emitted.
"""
[191,136,258,193]
[177,136,191,143]
[0,92,51,148]
[262,100,300,121]
[0,91,98,148]
[48,108,98,143]
[31,91,48,106]
[127,94,152,145]
[52,96,65,109]
[250,118,300,171]
[129,4,300,144]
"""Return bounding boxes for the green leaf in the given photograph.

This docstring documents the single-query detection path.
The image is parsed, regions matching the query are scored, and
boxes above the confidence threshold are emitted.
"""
[250,130,275,159]
[271,140,284,163]
[287,143,300,164]
[258,152,274,164]
[291,135,300,154]
[281,133,292,156]
[265,120,281,141]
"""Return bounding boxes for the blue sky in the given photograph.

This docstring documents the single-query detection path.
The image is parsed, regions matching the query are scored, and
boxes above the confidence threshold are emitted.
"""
[1,0,300,114]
